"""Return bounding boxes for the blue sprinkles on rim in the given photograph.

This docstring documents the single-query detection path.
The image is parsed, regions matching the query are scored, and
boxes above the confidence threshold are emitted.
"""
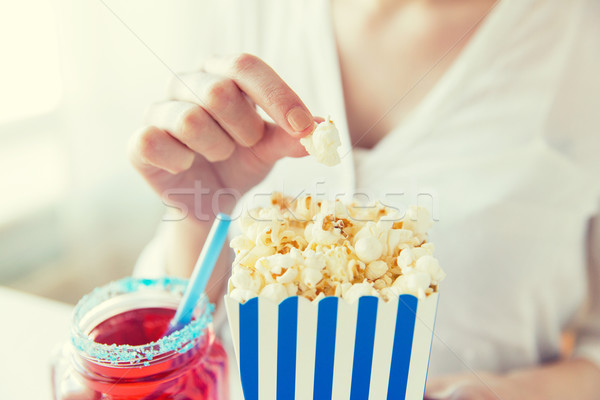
[70,277,214,366]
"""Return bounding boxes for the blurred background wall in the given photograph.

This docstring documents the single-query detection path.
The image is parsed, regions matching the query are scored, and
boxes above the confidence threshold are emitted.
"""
[0,0,212,303]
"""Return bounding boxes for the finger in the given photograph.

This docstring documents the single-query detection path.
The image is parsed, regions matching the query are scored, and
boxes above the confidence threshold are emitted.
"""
[248,122,308,165]
[448,385,487,400]
[425,391,452,400]
[129,126,195,174]
[146,101,236,162]
[425,381,476,400]
[168,72,265,147]
[203,53,315,136]
[425,378,462,400]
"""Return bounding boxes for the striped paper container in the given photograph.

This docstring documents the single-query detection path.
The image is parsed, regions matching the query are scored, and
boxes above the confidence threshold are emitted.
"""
[224,292,439,400]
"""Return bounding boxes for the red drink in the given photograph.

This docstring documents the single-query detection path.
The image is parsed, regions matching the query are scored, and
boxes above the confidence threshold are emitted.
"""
[52,278,228,400]
[89,307,178,346]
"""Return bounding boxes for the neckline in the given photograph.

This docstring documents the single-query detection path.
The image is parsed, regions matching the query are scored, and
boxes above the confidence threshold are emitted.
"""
[324,0,510,155]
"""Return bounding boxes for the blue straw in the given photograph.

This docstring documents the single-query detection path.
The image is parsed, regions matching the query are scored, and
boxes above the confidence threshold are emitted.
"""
[165,213,232,335]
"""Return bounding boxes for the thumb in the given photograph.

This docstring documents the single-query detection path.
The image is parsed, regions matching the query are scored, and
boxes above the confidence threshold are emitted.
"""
[249,121,311,165]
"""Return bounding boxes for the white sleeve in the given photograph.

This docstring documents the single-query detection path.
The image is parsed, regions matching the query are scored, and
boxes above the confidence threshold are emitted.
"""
[573,207,600,368]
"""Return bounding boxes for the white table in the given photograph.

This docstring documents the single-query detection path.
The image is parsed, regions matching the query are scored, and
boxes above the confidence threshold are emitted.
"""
[0,287,243,399]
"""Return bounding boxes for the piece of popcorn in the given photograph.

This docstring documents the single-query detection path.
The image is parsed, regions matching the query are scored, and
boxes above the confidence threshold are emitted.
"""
[386,229,414,254]
[276,267,298,284]
[347,259,365,281]
[300,268,323,288]
[254,258,276,284]
[284,282,299,296]
[355,236,383,263]
[421,242,435,252]
[392,271,431,299]
[314,292,326,302]
[402,206,434,236]
[343,281,379,303]
[415,255,446,284]
[397,248,415,273]
[324,246,354,281]
[230,288,258,303]
[303,250,326,271]
[307,220,343,245]
[230,236,255,251]
[374,278,387,290]
[365,260,388,280]
[263,253,297,274]
[299,120,341,166]
[382,273,393,286]
[240,245,276,268]
[259,283,288,303]
[353,222,378,244]
[413,247,433,259]
[231,268,263,293]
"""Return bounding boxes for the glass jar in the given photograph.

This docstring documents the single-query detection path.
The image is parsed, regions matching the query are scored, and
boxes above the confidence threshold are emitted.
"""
[51,277,228,400]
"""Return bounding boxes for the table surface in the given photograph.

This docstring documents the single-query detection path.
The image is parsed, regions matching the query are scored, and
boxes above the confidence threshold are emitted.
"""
[0,287,244,400]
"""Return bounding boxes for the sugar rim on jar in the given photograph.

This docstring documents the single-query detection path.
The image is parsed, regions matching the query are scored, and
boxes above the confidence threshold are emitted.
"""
[70,277,214,366]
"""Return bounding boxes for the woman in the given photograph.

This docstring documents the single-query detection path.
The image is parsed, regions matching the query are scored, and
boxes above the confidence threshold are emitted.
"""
[129,0,600,397]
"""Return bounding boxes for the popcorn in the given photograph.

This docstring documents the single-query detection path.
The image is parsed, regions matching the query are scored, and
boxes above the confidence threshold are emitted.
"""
[230,268,262,293]
[392,272,431,299]
[397,248,415,273]
[415,255,446,284]
[259,283,288,303]
[355,236,384,263]
[276,267,298,284]
[229,193,444,303]
[365,260,388,280]
[229,288,258,303]
[402,206,434,242]
[300,119,341,166]
[343,281,379,303]
[303,250,326,271]
[300,268,323,288]
[284,283,299,296]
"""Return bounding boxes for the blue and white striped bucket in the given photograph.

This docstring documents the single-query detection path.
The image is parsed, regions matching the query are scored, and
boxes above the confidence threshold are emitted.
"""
[224,293,439,400]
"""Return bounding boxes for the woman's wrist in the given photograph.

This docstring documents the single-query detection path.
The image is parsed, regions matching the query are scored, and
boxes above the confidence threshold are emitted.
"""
[165,216,213,278]
[164,213,233,303]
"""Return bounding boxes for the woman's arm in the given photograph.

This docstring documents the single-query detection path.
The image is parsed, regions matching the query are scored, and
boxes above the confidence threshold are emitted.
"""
[509,358,600,399]
[425,358,600,400]
[573,211,600,373]
[165,217,233,303]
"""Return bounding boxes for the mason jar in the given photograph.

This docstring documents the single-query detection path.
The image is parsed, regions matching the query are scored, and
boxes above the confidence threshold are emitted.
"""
[51,277,228,399]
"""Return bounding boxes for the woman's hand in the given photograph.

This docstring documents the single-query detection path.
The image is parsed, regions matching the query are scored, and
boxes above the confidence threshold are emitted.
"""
[425,358,600,400]
[129,53,314,221]
[424,372,539,400]
[128,53,316,288]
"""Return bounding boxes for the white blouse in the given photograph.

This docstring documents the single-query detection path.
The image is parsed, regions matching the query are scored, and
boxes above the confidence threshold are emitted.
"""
[135,0,600,376]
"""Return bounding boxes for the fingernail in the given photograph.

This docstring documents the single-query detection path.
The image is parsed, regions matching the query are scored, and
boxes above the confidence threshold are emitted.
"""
[287,107,313,132]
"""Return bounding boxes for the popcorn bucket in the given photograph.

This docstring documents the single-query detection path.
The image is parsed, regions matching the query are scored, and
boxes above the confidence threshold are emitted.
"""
[224,292,439,400]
